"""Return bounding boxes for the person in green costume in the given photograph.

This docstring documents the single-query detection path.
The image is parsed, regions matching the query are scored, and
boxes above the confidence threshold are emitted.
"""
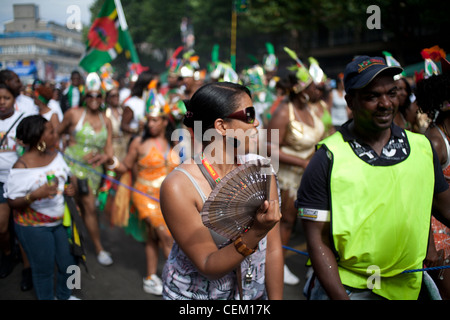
[296,56,450,300]
[58,72,115,266]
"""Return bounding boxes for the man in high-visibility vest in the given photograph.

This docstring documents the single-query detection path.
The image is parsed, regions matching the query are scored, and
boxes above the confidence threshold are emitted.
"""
[295,55,450,300]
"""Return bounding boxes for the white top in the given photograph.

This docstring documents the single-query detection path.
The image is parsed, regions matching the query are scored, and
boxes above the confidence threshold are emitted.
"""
[63,86,81,107]
[123,95,145,130]
[4,153,71,226]
[15,94,39,116]
[331,89,348,126]
[119,87,131,104]
[0,111,24,183]
[48,99,64,122]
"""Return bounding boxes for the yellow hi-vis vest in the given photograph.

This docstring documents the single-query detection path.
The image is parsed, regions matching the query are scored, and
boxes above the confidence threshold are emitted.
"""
[319,130,434,300]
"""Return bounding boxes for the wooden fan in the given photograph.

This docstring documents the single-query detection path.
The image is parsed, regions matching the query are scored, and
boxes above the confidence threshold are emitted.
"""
[200,158,272,240]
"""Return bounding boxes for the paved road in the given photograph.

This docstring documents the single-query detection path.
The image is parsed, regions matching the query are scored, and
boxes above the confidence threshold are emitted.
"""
[0,213,308,300]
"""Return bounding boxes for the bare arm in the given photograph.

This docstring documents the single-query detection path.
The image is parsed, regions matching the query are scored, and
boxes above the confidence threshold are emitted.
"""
[160,169,281,280]
[57,107,76,136]
[120,106,137,134]
[263,176,284,299]
[8,161,58,210]
[302,219,349,300]
[114,137,140,174]
[426,128,450,227]
[432,188,450,228]
[86,116,114,168]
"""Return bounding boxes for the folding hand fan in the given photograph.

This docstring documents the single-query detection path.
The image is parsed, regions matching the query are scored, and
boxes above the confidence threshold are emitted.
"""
[200,158,272,240]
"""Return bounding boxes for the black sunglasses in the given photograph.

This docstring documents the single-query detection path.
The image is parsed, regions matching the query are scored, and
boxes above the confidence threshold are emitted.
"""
[226,106,256,124]
[85,93,102,99]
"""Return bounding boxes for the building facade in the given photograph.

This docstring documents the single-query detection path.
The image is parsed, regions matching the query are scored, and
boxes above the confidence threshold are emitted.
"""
[0,3,84,82]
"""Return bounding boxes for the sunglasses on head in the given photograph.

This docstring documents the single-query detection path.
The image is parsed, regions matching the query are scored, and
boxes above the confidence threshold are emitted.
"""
[226,106,256,124]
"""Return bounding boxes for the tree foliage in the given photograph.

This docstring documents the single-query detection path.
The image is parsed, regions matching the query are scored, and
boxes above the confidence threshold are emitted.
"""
[86,0,449,72]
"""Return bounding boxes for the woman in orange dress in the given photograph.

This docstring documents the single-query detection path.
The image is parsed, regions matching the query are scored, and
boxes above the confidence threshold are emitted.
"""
[114,96,180,295]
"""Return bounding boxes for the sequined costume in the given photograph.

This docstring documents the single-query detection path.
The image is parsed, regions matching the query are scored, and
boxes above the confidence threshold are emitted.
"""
[64,109,108,194]
[131,143,179,229]
[278,102,324,197]
[105,107,127,160]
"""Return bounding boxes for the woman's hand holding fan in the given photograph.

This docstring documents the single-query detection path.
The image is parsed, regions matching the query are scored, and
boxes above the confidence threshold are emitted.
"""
[200,158,280,241]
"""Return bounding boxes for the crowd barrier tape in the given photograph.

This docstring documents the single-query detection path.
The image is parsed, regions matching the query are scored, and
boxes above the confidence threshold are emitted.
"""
[61,152,450,275]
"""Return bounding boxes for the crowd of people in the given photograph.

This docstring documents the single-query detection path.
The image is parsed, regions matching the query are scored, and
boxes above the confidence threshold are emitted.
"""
[0,43,449,301]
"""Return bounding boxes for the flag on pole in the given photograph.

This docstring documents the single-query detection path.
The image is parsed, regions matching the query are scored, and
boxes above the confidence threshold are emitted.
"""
[79,0,141,73]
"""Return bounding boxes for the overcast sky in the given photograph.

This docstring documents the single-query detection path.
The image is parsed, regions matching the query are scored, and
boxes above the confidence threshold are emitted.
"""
[0,0,94,32]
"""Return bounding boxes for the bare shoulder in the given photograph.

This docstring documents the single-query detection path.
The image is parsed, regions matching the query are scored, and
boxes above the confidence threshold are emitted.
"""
[65,107,83,122]
[160,163,205,220]
[269,101,290,125]
[129,135,142,150]
[12,156,27,169]
[162,163,192,191]
[425,126,446,163]
[162,163,204,200]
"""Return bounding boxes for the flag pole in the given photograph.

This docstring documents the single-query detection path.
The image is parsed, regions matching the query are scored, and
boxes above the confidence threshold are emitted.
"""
[114,0,140,64]
[230,8,237,71]
[114,0,128,30]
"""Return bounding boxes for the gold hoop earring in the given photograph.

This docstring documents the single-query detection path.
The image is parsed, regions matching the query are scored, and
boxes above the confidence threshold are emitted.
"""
[36,141,47,153]
[300,93,310,104]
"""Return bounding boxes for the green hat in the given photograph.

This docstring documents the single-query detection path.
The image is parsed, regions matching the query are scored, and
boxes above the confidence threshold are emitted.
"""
[284,47,312,93]
[263,42,278,72]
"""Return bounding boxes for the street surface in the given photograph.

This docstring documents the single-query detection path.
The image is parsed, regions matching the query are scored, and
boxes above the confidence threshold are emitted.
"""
[0,212,308,300]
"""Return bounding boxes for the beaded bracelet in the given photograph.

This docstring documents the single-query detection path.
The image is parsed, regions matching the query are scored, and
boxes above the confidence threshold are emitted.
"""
[234,235,256,257]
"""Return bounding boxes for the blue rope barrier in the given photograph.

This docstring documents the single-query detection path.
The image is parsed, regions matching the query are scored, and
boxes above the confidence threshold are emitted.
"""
[282,245,450,274]
[61,152,450,275]
[61,152,160,202]
[283,245,309,257]
[401,265,450,274]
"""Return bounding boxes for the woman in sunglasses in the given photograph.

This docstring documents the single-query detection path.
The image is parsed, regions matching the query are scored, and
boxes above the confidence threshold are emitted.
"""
[160,81,283,300]
[58,73,114,266]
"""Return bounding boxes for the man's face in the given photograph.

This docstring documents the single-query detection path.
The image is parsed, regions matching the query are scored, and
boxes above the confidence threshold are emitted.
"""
[71,73,82,87]
[6,74,22,96]
[346,74,399,133]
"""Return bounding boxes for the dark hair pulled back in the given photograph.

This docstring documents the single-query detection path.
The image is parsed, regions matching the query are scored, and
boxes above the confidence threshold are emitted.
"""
[16,115,48,148]
[182,82,251,134]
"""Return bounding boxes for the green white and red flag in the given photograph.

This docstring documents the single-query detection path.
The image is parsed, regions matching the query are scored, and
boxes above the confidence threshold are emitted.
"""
[79,0,141,73]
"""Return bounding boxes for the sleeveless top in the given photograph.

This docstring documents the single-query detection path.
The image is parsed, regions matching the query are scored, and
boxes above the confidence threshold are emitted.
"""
[64,109,108,193]
[105,107,126,160]
[331,89,348,126]
[278,102,324,197]
[437,126,450,180]
[431,126,450,258]
[132,143,180,223]
[162,166,268,300]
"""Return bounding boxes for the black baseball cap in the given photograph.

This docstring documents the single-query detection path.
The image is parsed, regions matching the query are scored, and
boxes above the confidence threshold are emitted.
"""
[343,56,403,92]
